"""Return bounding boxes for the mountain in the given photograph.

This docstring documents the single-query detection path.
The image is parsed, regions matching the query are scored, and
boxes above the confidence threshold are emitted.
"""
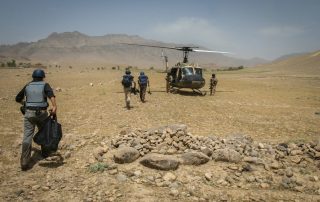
[273,52,308,62]
[0,31,268,68]
[257,50,320,75]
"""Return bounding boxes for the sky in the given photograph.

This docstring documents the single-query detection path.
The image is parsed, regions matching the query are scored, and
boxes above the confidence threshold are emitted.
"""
[0,0,319,60]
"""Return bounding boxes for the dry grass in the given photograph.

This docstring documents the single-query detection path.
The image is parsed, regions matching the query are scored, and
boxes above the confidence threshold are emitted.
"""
[0,66,319,201]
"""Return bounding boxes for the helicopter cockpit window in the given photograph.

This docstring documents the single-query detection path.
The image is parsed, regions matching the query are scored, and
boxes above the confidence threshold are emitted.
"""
[182,67,194,76]
[195,68,202,76]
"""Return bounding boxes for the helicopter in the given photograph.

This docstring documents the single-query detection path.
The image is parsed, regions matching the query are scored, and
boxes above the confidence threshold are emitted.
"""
[122,43,229,95]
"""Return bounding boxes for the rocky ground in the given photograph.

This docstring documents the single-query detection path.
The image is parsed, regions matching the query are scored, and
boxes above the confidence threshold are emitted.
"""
[0,67,319,201]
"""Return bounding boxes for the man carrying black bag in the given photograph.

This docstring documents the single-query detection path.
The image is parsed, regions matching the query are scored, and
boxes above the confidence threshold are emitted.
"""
[16,69,57,171]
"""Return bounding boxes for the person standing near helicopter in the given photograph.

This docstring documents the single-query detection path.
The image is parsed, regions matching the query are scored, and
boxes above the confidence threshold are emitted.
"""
[210,73,218,96]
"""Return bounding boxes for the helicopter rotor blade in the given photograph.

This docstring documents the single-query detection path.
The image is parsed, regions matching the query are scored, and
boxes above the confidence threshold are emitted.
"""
[120,43,178,50]
[193,49,231,54]
[120,43,233,56]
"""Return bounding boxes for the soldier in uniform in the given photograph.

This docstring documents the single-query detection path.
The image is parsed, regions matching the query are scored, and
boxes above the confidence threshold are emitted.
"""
[210,73,218,96]
[137,71,150,102]
[15,69,57,171]
[121,69,135,109]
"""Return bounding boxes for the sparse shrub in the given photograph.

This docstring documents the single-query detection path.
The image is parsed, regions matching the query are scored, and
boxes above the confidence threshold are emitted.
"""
[97,67,100,70]
[149,66,154,70]
[1,63,5,67]
[88,162,108,173]
[7,59,16,67]
[69,66,73,69]
[112,66,116,70]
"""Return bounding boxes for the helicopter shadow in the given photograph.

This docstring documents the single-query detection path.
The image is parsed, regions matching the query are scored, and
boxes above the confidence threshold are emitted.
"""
[171,89,206,97]
[215,90,235,93]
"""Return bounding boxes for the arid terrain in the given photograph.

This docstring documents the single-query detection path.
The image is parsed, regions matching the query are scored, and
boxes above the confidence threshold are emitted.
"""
[0,56,319,201]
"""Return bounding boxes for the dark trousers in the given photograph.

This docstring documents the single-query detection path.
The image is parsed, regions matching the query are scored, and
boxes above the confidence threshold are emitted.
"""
[139,85,147,102]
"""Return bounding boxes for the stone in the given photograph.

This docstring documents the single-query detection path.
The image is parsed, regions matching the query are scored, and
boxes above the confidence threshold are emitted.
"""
[290,156,302,164]
[246,176,255,183]
[108,169,118,175]
[32,185,40,191]
[270,161,281,169]
[167,124,187,134]
[228,165,239,170]
[204,173,212,181]
[169,181,180,189]
[258,143,264,149]
[180,152,210,165]
[309,176,319,182]
[15,189,24,196]
[133,170,142,177]
[200,147,213,157]
[113,147,140,164]
[167,147,177,154]
[281,177,294,189]
[64,151,71,159]
[170,189,179,197]
[285,168,294,178]
[290,150,303,156]
[140,154,180,171]
[243,156,260,164]
[42,186,50,191]
[116,173,127,182]
[260,183,269,189]
[163,172,177,182]
[165,138,173,145]
[293,186,304,192]
[212,149,242,163]
[146,176,155,182]
[242,164,253,172]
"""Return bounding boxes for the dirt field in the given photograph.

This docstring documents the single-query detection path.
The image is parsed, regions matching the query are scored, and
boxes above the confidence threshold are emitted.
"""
[0,66,319,201]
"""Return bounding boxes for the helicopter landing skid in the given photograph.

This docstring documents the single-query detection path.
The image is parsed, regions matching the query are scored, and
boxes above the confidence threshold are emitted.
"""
[192,89,207,96]
[169,88,179,94]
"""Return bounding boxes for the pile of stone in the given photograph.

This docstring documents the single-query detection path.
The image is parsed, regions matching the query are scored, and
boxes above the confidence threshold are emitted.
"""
[90,124,320,196]
[103,124,320,171]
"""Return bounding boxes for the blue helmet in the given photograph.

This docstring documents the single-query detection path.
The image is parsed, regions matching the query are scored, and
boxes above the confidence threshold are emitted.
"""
[125,70,131,75]
[32,69,45,78]
[140,71,145,76]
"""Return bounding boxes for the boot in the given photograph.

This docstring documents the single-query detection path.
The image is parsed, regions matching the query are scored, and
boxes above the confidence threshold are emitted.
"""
[20,143,31,171]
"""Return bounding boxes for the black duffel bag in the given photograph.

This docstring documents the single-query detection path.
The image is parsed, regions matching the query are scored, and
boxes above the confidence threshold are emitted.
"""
[33,115,62,153]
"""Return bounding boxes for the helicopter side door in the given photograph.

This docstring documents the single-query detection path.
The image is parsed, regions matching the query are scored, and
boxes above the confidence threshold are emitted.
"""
[170,67,178,83]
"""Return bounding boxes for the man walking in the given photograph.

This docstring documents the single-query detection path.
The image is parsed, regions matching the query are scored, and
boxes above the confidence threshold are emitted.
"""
[121,69,135,109]
[138,71,150,102]
[16,69,57,171]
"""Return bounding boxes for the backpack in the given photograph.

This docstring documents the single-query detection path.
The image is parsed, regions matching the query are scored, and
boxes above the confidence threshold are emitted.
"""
[139,75,148,86]
[33,116,62,153]
[122,75,132,87]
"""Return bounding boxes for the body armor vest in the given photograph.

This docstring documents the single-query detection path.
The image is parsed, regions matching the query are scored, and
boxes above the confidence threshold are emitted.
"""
[25,81,48,108]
